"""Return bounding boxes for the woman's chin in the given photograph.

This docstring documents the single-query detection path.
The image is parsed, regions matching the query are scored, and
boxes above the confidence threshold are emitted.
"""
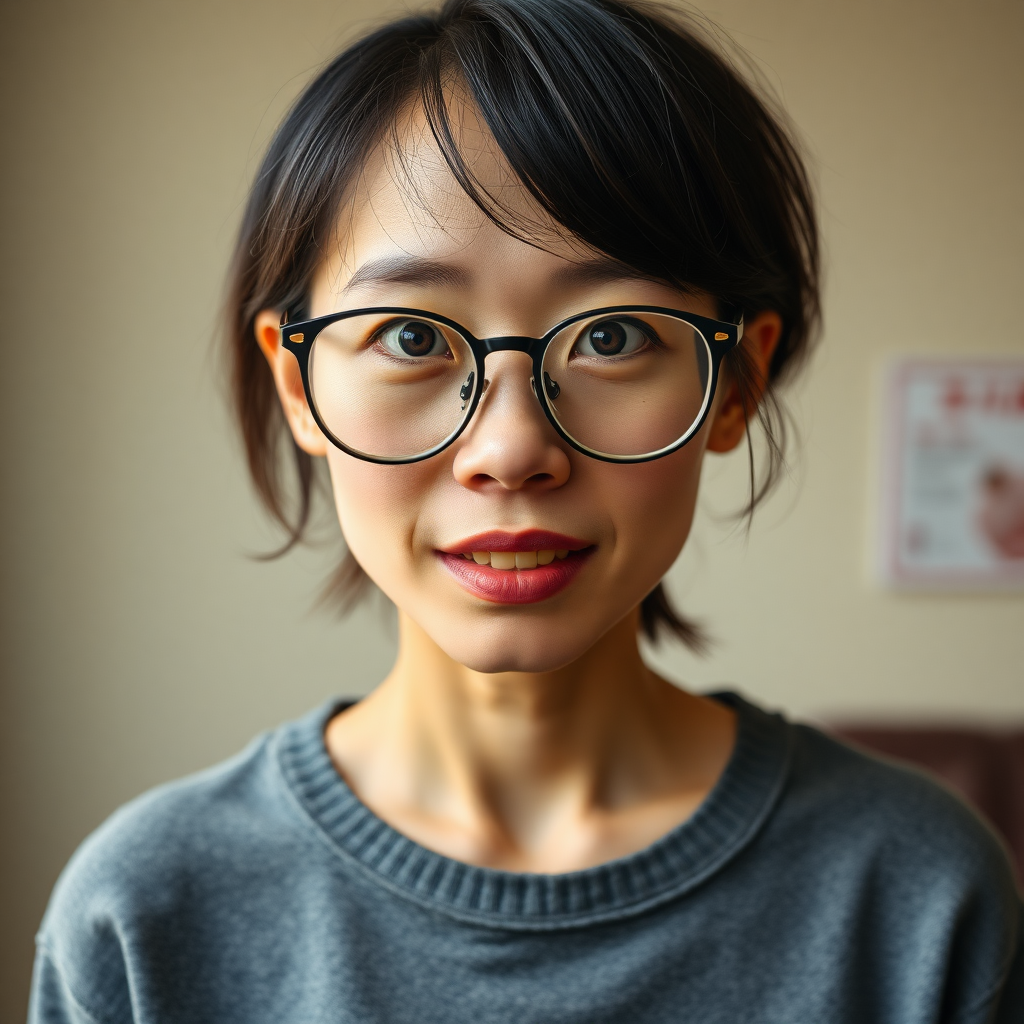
[442,649,583,676]
[428,619,606,676]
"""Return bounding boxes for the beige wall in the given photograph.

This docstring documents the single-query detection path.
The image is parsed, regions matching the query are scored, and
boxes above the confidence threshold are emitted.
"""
[1,0,1021,1014]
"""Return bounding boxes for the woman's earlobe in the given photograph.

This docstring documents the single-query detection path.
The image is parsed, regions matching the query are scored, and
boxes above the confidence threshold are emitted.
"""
[254,309,329,457]
[705,310,783,454]
[705,381,748,453]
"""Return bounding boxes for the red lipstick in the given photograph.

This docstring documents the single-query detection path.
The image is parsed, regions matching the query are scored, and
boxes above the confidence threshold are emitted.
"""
[437,530,594,604]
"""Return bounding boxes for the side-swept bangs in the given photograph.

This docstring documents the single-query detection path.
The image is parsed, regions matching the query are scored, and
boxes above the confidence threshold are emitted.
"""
[226,0,820,649]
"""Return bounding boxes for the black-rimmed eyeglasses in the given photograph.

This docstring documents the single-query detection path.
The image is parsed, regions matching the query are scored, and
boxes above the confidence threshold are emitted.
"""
[280,305,743,464]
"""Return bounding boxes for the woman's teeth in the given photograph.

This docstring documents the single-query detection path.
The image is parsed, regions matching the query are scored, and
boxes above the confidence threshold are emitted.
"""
[462,549,570,569]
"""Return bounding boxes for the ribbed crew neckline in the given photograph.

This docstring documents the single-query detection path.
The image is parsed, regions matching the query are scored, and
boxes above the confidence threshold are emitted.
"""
[276,692,792,931]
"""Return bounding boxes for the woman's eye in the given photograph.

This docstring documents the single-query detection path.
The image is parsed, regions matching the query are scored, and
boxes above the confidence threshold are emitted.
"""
[574,319,651,358]
[376,320,449,358]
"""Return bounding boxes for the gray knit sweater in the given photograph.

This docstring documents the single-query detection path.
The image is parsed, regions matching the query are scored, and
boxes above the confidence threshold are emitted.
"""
[30,694,1023,1023]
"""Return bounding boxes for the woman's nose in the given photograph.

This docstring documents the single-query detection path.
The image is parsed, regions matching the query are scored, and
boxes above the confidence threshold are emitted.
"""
[452,352,571,492]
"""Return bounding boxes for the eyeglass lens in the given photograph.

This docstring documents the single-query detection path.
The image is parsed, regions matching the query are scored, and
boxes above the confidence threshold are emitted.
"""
[541,311,711,459]
[307,311,712,461]
[310,314,476,460]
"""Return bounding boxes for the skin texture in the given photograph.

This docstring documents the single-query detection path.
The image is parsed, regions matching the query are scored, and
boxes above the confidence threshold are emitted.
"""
[255,104,782,873]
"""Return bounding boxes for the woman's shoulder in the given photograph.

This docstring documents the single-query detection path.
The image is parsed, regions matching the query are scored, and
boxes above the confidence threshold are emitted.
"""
[35,709,330,992]
[732,701,1023,1019]
[698,695,1023,1023]
[755,705,1021,935]
[81,729,278,853]
[782,716,1012,867]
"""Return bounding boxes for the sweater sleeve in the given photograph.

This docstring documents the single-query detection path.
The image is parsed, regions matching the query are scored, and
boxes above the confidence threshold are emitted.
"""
[28,944,130,1024]
[985,907,1024,1024]
[28,816,142,1024]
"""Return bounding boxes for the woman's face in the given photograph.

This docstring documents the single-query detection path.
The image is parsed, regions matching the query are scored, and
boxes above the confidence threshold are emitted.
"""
[299,109,725,674]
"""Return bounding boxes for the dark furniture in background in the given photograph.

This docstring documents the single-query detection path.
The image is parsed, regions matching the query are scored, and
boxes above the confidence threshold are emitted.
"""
[832,726,1024,885]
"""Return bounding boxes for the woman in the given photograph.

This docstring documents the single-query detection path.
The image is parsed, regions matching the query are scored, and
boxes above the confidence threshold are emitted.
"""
[31,1,1022,1021]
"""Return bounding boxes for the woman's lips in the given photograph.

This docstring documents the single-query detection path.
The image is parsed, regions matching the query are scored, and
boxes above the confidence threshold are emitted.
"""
[438,549,593,604]
[436,531,595,604]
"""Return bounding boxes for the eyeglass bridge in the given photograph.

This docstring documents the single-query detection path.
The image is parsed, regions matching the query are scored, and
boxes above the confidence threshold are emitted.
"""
[466,337,563,403]
[479,336,543,356]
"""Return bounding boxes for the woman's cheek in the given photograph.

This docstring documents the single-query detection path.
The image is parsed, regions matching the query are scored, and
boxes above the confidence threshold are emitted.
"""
[324,451,432,598]
[593,444,704,588]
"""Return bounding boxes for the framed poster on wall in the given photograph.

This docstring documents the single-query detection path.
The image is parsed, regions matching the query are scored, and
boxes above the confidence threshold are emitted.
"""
[879,358,1024,590]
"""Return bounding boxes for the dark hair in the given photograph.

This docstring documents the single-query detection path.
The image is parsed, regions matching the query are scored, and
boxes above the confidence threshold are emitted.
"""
[225,0,820,650]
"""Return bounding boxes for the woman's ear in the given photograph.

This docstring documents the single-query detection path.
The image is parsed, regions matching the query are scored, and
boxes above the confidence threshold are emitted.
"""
[705,310,783,454]
[254,309,329,457]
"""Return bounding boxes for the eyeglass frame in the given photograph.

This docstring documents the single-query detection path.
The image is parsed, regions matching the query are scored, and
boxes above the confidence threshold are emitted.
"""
[279,304,744,465]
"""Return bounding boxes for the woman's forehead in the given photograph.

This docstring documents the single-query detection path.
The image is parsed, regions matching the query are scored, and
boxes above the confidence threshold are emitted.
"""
[312,113,710,319]
[316,100,707,316]
[329,101,584,278]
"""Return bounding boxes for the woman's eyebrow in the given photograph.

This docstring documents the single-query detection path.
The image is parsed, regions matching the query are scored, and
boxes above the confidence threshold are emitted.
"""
[342,256,471,293]
[341,254,671,294]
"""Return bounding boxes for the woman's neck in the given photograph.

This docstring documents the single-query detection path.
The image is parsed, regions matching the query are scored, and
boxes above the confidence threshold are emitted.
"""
[324,609,736,873]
